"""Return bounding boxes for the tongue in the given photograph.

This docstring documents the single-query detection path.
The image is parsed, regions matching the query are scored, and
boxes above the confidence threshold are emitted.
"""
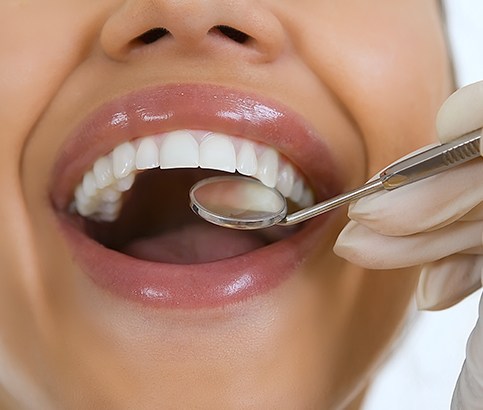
[122,224,265,264]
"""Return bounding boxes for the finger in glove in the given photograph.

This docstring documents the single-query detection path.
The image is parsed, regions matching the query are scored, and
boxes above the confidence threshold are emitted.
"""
[334,220,483,269]
[451,296,483,410]
[437,81,483,143]
[347,160,483,236]
[417,254,483,311]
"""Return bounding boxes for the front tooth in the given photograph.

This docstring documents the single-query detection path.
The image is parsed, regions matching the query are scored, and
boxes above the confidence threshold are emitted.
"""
[82,171,98,197]
[276,163,295,197]
[256,148,279,188]
[236,141,258,176]
[159,131,199,168]
[136,137,160,169]
[113,142,136,179]
[93,156,114,189]
[199,133,236,172]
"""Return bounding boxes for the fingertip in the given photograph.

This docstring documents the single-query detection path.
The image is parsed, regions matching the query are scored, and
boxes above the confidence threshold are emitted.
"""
[436,80,483,143]
[334,221,393,269]
[333,221,368,262]
[416,256,483,311]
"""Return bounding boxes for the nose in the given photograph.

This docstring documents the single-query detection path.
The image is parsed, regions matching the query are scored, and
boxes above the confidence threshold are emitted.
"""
[100,0,284,63]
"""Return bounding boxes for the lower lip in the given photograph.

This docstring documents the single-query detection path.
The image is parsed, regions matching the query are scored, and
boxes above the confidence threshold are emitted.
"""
[58,214,332,309]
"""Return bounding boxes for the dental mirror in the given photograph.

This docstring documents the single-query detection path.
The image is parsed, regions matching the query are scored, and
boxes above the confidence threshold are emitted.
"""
[190,129,483,230]
[190,174,386,230]
[191,173,391,230]
[189,176,287,230]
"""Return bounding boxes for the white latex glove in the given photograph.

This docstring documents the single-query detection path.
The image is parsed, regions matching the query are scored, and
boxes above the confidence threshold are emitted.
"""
[334,81,483,410]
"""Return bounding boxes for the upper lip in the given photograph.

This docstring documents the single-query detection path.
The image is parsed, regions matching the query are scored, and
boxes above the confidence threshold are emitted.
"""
[50,83,342,210]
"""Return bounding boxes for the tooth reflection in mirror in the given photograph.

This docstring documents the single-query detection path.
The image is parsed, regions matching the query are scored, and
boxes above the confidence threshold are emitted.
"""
[189,176,287,230]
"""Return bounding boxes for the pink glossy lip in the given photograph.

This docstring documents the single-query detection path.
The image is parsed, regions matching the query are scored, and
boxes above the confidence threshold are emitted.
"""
[51,83,342,309]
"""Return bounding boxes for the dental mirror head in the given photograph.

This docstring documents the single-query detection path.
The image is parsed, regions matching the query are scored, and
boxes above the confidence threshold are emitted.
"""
[189,176,287,230]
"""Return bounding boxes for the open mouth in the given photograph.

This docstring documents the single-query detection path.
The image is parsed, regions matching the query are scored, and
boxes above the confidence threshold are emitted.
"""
[74,129,314,264]
[51,84,341,308]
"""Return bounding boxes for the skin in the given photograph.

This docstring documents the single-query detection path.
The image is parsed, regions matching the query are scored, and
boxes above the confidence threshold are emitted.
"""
[0,0,451,408]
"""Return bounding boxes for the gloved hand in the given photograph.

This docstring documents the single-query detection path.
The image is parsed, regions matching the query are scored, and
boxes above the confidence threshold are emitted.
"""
[334,81,483,410]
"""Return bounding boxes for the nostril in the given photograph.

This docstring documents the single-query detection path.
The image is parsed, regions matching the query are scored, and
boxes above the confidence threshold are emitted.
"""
[133,25,250,48]
[137,27,170,45]
[212,25,250,44]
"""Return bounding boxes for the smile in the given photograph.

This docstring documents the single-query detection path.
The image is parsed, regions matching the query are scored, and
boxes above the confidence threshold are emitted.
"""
[74,129,314,222]
[50,84,342,308]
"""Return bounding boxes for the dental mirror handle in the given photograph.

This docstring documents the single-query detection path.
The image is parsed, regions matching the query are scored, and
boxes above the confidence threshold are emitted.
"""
[279,129,482,226]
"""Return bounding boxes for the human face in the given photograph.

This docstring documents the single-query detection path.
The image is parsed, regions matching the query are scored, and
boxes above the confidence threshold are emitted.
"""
[1,0,451,408]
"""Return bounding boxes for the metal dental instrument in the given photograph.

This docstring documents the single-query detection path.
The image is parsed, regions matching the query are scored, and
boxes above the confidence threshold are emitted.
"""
[190,129,482,230]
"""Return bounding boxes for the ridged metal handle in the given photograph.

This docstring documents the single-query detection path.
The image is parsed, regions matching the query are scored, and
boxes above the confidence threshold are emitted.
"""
[443,137,480,165]
[380,129,481,190]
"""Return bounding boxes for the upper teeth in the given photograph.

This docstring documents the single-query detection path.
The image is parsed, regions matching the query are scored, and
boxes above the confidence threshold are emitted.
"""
[73,130,314,222]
